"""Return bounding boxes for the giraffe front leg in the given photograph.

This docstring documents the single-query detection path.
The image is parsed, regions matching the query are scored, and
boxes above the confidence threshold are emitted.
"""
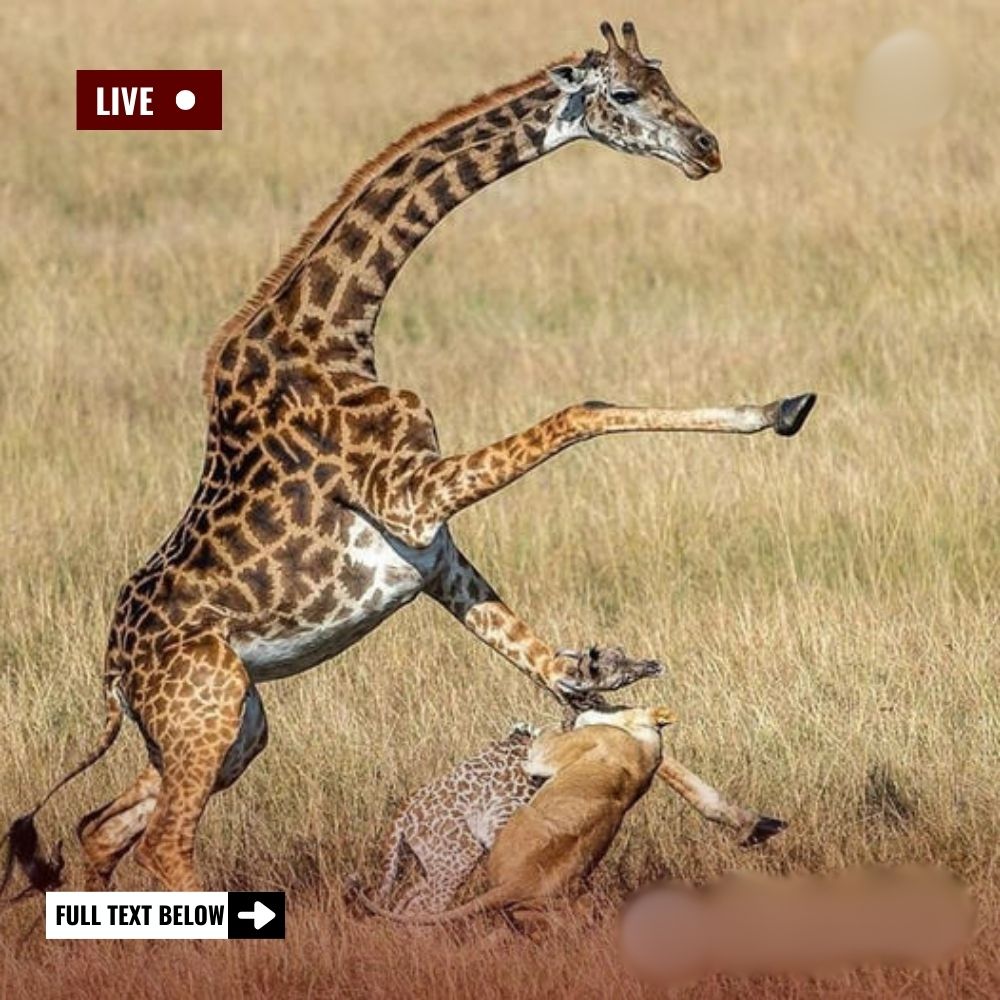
[463,603,663,701]
[427,543,785,843]
[425,542,662,702]
[385,393,816,542]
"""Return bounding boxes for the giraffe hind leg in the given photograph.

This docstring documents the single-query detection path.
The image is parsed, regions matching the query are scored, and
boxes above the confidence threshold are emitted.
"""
[372,819,412,908]
[398,827,484,915]
[77,765,160,890]
[131,636,257,891]
[214,685,268,793]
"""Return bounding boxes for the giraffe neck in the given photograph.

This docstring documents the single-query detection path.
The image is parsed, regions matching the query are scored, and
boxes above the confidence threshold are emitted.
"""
[213,70,576,393]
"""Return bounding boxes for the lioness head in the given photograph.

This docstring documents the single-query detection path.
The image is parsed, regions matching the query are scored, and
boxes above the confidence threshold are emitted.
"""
[574,704,677,744]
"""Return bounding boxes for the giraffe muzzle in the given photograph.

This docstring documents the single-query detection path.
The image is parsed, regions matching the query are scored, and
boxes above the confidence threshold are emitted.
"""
[603,655,665,689]
[680,128,722,178]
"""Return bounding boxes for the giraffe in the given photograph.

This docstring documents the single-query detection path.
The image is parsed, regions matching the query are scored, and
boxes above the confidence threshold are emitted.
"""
[1,21,814,895]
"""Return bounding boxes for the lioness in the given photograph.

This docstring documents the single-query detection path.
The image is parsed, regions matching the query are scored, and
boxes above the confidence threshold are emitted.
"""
[355,705,675,931]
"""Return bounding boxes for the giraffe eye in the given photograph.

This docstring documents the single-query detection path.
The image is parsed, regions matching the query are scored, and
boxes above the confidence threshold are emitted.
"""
[611,89,639,105]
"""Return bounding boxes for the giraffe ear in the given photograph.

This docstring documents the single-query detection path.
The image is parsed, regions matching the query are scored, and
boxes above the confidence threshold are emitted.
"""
[547,64,587,92]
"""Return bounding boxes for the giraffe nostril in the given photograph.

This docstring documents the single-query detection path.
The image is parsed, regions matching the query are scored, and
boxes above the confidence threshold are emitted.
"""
[693,130,716,155]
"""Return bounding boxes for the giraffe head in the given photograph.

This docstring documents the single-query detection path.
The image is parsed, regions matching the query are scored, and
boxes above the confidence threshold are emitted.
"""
[555,646,664,699]
[547,21,721,179]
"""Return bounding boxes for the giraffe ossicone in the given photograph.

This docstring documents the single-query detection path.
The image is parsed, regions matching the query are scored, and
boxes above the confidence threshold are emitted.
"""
[2,21,807,896]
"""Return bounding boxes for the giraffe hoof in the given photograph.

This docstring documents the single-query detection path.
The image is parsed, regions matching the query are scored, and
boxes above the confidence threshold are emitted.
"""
[774,393,817,437]
[739,815,788,848]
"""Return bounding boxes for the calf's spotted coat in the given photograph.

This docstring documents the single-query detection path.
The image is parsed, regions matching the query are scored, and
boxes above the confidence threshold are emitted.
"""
[363,724,540,915]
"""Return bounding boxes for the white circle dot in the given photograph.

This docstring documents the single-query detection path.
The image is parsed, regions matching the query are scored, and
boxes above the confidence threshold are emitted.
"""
[175,89,196,111]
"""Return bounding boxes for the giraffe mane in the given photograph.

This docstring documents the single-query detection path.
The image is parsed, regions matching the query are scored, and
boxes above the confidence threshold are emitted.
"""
[202,55,579,400]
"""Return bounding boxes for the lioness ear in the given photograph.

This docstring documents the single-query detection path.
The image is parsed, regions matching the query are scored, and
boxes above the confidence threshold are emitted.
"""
[548,64,587,92]
[653,706,678,727]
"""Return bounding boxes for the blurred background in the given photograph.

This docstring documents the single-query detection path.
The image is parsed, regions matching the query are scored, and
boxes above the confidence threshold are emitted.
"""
[0,1,997,996]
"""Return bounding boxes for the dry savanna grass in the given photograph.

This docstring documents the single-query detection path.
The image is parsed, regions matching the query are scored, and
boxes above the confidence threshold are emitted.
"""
[0,0,997,996]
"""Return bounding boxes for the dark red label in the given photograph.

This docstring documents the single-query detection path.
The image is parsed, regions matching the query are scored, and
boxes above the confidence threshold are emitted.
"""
[76,70,222,130]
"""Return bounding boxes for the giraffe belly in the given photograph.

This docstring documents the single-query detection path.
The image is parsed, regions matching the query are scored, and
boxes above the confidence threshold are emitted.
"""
[235,601,412,682]
[232,521,449,683]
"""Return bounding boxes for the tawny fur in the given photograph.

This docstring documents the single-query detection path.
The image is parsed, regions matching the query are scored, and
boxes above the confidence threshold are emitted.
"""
[354,706,675,928]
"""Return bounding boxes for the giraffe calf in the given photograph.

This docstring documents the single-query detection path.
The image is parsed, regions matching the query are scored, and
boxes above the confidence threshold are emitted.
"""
[350,723,542,916]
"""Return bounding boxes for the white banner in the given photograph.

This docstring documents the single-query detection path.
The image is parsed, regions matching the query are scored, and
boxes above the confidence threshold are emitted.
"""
[46,892,229,939]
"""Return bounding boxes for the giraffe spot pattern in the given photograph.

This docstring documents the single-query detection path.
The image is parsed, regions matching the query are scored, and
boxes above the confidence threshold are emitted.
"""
[372,731,540,913]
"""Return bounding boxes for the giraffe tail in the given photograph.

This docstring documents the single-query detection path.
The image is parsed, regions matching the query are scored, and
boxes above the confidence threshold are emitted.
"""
[1,681,125,902]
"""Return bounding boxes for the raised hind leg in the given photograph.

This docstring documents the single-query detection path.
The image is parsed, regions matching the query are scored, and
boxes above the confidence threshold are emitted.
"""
[77,766,160,889]
[130,635,264,891]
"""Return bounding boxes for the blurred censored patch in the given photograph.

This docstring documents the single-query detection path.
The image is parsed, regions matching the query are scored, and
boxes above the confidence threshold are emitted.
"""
[854,29,953,135]
[618,865,974,987]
